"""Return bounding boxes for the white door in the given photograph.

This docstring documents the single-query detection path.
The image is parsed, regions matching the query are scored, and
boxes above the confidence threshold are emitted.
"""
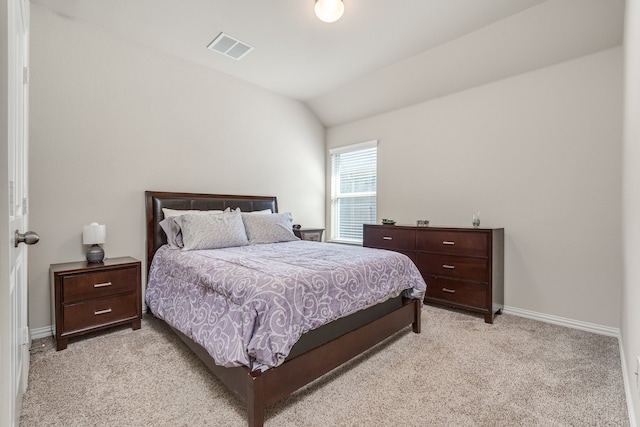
[5,0,35,425]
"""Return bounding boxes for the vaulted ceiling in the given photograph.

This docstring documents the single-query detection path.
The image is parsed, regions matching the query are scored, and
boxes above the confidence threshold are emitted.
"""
[31,0,624,126]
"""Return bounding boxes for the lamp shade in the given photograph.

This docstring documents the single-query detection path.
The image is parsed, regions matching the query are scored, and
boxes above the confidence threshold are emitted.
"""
[314,0,344,23]
[83,223,106,245]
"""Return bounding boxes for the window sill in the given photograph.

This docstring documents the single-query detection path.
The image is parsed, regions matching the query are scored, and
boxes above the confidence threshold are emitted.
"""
[326,239,362,246]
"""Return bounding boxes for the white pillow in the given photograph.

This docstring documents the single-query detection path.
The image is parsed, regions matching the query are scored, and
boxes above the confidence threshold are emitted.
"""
[180,209,249,250]
[162,207,225,218]
[159,217,183,249]
[240,209,272,215]
[242,212,299,244]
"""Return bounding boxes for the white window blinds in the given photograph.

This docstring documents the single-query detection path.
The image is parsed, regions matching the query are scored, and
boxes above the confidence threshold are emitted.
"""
[330,140,377,243]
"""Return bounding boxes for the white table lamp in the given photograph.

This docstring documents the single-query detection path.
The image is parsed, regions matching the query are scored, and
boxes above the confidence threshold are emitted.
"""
[83,222,106,263]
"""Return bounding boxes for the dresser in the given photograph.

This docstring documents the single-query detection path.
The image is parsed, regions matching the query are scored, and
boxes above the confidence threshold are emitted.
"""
[50,257,142,350]
[363,224,504,323]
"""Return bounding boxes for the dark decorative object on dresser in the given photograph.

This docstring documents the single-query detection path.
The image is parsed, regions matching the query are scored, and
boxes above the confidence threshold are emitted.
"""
[50,257,142,350]
[363,224,504,323]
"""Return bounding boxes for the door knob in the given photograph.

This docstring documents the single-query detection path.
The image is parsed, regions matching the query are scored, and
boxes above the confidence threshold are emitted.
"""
[15,230,40,247]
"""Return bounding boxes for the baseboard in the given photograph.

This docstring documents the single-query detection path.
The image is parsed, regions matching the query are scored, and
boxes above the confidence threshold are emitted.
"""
[30,325,53,340]
[619,341,639,427]
[502,305,620,337]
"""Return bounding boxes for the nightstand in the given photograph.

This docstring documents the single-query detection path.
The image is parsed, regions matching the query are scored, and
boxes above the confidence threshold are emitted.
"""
[293,228,324,242]
[50,256,142,350]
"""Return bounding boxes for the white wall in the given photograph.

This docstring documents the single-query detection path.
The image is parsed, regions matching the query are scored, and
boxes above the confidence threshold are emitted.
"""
[27,5,325,331]
[327,47,623,328]
[623,0,640,423]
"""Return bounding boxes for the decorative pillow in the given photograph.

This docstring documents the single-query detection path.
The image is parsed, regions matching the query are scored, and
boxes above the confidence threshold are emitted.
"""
[160,208,229,248]
[159,217,184,249]
[242,212,299,244]
[180,209,249,250]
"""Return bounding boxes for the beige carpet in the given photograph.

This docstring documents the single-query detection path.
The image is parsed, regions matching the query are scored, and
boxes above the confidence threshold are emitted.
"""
[20,306,629,426]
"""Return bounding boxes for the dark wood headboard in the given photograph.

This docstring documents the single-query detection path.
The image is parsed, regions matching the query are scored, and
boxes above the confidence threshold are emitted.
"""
[144,191,278,275]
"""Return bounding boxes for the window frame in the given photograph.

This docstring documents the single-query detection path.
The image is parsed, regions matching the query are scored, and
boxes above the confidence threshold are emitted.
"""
[329,140,378,244]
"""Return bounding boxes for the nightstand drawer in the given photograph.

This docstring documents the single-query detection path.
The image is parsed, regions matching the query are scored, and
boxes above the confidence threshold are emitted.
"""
[63,267,138,303]
[302,231,322,241]
[363,226,415,251]
[416,253,487,282]
[294,229,324,242]
[63,292,138,332]
[416,230,487,256]
[425,277,486,309]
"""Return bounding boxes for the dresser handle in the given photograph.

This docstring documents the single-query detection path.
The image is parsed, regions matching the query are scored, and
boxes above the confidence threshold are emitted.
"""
[382,236,393,240]
[442,265,455,269]
[442,241,455,245]
[442,288,456,293]
[93,282,112,288]
[94,308,112,315]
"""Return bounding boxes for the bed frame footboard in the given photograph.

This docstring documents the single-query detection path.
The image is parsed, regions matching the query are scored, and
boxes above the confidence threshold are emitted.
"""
[175,297,421,427]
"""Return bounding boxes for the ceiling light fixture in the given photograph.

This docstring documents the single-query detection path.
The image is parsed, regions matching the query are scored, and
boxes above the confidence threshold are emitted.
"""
[314,0,344,23]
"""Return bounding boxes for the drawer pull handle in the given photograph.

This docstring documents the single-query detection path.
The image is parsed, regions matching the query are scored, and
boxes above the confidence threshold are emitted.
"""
[94,308,112,315]
[382,236,393,240]
[93,282,112,288]
[442,241,455,245]
[442,265,455,269]
[442,288,456,294]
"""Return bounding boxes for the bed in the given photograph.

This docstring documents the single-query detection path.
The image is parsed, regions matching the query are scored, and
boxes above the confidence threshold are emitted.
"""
[144,191,426,426]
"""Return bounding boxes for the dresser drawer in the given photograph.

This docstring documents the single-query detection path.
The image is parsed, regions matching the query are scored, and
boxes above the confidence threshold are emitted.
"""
[363,226,415,251]
[416,230,487,256]
[424,276,486,309]
[416,253,488,282]
[63,267,138,303]
[63,292,138,332]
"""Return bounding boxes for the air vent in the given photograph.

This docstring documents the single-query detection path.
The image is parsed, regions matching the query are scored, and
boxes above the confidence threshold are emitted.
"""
[207,32,254,61]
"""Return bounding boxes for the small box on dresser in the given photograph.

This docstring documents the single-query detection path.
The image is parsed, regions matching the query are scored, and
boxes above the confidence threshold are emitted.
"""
[50,256,142,350]
[363,224,504,323]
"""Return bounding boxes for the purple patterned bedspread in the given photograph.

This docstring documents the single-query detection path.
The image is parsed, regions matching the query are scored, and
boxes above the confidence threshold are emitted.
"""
[145,240,426,371]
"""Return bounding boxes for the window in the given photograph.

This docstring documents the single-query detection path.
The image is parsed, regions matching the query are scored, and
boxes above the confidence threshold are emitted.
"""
[329,140,377,244]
